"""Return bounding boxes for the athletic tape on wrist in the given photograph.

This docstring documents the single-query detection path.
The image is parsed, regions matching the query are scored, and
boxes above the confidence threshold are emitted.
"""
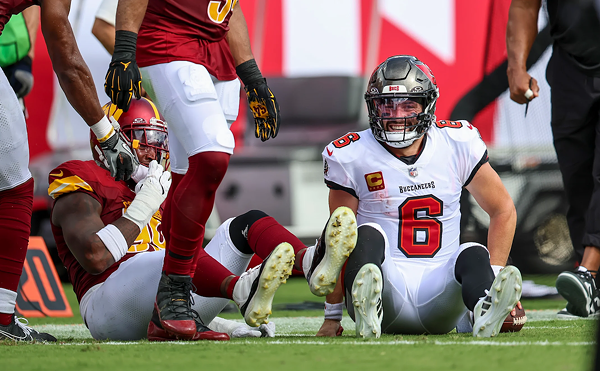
[96,224,129,262]
[491,265,503,277]
[236,59,264,86]
[123,185,160,232]
[324,302,343,321]
[91,116,115,143]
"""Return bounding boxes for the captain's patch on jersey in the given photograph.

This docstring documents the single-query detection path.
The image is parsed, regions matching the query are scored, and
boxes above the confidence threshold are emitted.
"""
[365,171,385,192]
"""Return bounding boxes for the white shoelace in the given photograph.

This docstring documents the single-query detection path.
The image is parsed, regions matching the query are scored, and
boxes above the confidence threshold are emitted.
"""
[0,317,35,341]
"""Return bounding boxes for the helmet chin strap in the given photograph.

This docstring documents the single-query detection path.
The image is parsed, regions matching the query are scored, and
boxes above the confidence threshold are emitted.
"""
[385,138,418,149]
[382,130,423,149]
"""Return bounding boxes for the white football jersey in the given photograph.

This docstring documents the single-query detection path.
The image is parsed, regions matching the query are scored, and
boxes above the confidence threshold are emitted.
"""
[323,120,487,266]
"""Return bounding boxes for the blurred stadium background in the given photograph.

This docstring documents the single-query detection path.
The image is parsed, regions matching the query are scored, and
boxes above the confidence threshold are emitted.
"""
[19,0,573,280]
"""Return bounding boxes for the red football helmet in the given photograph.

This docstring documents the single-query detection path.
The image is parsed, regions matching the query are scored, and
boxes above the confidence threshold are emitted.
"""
[91,97,169,171]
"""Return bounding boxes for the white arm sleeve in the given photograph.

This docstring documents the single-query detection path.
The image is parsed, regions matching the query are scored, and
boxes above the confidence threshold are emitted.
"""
[95,0,118,26]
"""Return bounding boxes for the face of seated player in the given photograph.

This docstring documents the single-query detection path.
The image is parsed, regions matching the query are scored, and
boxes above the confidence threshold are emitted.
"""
[376,98,424,132]
[135,144,157,167]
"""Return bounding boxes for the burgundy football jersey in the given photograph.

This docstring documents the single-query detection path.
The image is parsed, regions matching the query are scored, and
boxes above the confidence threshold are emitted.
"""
[137,0,237,80]
[0,0,40,33]
[49,160,165,301]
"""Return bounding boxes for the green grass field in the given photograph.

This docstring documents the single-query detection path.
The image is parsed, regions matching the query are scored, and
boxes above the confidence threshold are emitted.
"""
[1,276,597,371]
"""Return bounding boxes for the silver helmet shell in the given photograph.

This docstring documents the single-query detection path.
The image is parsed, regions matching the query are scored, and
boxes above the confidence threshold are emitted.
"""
[365,55,439,148]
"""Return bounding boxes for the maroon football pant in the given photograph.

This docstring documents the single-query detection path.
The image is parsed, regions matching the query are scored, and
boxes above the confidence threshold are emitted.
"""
[0,178,33,324]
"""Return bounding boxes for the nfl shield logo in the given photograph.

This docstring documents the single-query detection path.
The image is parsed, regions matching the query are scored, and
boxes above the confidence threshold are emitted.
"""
[409,167,418,177]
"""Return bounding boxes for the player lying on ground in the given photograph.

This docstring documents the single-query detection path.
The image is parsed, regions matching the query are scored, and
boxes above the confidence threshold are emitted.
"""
[317,55,523,338]
[48,98,355,341]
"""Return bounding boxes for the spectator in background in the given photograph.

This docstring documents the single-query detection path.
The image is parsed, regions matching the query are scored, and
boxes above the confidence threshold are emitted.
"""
[507,0,600,318]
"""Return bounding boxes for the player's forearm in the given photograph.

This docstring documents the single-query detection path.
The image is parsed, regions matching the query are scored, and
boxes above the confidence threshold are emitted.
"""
[42,29,104,126]
[506,0,541,72]
[226,1,254,67]
[324,278,345,304]
[52,61,105,127]
[486,206,517,266]
[79,218,139,274]
[22,6,39,59]
[115,0,148,33]
[92,18,116,55]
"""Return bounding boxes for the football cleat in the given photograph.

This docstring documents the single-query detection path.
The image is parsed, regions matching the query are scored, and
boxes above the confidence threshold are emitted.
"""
[555,270,600,318]
[0,315,57,342]
[154,273,197,340]
[352,263,383,339]
[233,242,295,327]
[305,206,358,296]
[473,265,522,338]
[147,308,230,341]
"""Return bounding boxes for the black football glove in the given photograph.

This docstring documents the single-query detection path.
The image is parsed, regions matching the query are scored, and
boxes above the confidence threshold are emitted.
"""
[237,59,280,142]
[3,55,33,98]
[104,30,142,112]
[99,127,139,181]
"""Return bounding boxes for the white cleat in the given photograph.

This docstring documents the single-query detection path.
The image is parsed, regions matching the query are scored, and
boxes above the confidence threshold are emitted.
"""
[473,265,522,338]
[352,263,383,339]
[233,242,295,327]
[305,206,358,296]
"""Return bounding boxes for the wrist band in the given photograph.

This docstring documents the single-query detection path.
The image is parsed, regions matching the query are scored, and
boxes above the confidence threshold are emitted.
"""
[91,116,115,143]
[96,224,129,262]
[491,265,503,277]
[236,59,264,86]
[113,30,138,58]
[324,301,343,321]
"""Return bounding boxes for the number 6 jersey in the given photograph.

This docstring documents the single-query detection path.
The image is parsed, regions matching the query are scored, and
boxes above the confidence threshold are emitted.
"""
[322,121,488,266]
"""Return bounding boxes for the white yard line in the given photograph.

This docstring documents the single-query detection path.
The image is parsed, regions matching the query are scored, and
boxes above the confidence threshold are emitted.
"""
[31,310,594,345]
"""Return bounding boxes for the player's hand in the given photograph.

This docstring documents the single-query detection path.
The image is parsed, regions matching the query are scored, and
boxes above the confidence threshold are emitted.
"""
[135,160,171,202]
[511,301,523,317]
[230,322,276,338]
[104,30,142,112]
[124,161,170,231]
[3,56,33,98]
[245,79,280,142]
[99,131,139,181]
[315,319,343,337]
[507,67,539,104]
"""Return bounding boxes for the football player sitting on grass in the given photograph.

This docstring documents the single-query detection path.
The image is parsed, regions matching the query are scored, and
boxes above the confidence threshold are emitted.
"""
[315,56,524,338]
[49,98,358,341]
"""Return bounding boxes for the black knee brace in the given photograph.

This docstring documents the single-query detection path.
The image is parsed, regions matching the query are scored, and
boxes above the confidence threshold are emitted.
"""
[228,210,269,254]
[454,244,495,311]
[344,224,386,298]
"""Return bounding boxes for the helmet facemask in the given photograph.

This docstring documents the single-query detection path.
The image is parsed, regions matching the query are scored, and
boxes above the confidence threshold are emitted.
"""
[122,118,170,170]
[365,56,439,149]
[366,96,435,148]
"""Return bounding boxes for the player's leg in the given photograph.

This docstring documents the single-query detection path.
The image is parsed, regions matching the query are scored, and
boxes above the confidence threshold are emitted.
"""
[192,210,297,327]
[79,250,227,341]
[141,61,234,338]
[0,72,55,342]
[302,206,358,296]
[454,243,522,337]
[160,130,187,250]
[547,49,600,317]
[343,223,385,338]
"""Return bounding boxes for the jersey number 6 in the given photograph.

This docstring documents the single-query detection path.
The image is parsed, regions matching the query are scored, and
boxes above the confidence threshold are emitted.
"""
[398,195,443,258]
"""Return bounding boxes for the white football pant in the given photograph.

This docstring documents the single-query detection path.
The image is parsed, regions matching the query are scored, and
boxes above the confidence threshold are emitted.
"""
[79,218,252,340]
[0,70,31,191]
[140,61,240,175]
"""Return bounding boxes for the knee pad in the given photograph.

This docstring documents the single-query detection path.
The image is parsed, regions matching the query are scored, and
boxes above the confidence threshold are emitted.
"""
[234,210,269,228]
[228,210,270,255]
[455,243,492,284]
